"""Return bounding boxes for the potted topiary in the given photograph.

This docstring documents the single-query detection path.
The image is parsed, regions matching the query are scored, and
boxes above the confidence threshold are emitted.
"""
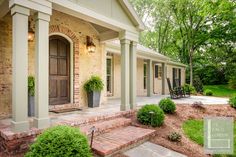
[84,75,104,108]
[28,76,35,117]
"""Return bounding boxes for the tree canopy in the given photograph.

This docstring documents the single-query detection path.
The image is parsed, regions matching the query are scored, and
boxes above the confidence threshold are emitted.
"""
[130,0,236,86]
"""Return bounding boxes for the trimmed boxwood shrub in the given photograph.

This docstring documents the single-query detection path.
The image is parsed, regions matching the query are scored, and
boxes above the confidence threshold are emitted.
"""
[137,104,164,127]
[204,89,213,96]
[229,96,236,108]
[25,125,92,157]
[159,98,176,114]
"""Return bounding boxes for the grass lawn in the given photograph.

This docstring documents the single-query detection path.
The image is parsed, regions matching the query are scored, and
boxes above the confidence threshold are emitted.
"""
[183,119,236,157]
[203,85,236,97]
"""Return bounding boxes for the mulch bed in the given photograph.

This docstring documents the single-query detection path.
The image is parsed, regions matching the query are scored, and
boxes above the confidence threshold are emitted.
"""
[129,104,236,157]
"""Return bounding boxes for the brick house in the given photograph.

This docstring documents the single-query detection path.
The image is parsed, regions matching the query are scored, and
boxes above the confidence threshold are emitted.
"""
[0,0,186,132]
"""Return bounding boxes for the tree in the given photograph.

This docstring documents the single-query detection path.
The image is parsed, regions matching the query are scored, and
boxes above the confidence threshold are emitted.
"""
[131,0,235,85]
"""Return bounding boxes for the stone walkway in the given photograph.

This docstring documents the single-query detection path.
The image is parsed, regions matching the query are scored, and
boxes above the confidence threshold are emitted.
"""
[124,142,187,157]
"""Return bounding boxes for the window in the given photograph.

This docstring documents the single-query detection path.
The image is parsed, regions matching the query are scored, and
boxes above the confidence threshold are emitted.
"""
[106,56,113,96]
[144,63,147,89]
[173,68,181,88]
[155,65,162,79]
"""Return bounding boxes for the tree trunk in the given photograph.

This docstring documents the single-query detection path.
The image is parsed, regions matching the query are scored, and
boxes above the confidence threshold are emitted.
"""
[189,48,193,85]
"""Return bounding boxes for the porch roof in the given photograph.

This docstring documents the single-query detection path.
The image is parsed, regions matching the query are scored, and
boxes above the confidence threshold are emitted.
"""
[105,40,187,67]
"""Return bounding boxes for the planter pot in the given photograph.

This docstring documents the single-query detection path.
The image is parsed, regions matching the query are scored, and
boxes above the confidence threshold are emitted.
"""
[87,91,101,108]
[28,95,35,117]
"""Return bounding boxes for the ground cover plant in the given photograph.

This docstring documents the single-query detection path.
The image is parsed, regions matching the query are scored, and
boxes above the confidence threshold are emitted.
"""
[183,119,236,157]
[203,85,236,97]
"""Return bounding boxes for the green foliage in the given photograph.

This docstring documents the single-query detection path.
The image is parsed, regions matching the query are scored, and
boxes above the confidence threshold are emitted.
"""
[25,125,92,157]
[203,85,236,97]
[229,96,236,108]
[204,89,213,96]
[182,120,204,145]
[84,75,104,92]
[137,104,165,127]
[183,120,236,157]
[229,76,236,89]
[159,98,176,114]
[130,0,236,85]
[183,84,196,94]
[193,75,203,93]
[168,132,182,142]
[28,76,35,96]
[194,64,227,85]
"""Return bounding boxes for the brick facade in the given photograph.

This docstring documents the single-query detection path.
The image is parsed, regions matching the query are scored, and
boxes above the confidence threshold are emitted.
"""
[0,10,106,118]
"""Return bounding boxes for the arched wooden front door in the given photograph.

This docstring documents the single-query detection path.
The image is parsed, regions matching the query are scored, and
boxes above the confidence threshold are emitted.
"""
[49,36,70,105]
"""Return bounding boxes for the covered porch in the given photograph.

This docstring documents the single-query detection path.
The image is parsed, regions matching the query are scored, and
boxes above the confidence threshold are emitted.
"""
[0,0,145,132]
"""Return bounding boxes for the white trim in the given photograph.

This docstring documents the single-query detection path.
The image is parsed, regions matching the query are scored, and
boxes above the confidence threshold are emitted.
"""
[49,32,74,104]
[52,0,139,33]
[9,0,52,15]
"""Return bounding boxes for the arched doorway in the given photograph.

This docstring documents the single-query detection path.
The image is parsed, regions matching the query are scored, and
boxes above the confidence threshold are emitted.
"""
[49,35,70,105]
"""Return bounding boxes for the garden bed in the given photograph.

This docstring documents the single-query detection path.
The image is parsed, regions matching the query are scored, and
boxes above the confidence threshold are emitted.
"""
[131,104,236,157]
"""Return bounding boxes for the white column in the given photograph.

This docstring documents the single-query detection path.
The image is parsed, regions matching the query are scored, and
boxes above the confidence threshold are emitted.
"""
[147,59,153,97]
[11,5,30,132]
[33,12,50,129]
[129,41,137,109]
[120,39,130,111]
[162,62,167,95]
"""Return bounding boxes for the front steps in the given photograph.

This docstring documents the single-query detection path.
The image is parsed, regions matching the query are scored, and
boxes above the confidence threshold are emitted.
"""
[78,116,156,157]
[92,126,156,157]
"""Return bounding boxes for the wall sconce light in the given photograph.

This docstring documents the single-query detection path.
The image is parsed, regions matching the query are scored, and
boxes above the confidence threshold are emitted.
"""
[86,36,96,53]
[28,22,35,42]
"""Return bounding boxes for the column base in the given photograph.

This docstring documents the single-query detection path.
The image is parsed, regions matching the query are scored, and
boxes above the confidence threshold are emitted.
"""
[33,117,50,129]
[11,120,29,133]
[120,104,130,111]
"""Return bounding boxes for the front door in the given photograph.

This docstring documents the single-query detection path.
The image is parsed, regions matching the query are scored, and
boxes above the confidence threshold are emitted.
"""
[49,36,70,105]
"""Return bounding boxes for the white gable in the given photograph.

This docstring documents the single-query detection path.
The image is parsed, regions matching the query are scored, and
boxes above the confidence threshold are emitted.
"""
[69,0,138,28]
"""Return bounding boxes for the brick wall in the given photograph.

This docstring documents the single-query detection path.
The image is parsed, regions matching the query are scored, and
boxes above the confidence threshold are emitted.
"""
[0,10,106,118]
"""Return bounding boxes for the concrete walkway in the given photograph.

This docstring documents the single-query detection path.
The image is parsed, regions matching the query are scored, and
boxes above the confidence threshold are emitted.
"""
[124,142,187,157]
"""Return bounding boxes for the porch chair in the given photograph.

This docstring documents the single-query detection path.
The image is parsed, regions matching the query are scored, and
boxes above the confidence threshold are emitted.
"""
[174,79,190,98]
[166,78,180,99]
[174,79,185,98]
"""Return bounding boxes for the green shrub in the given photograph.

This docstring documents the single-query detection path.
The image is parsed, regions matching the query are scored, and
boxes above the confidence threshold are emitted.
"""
[183,84,196,94]
[204,89,213,96]
[137,104,164,127]
[229,96,236,108]
[193,76,203,93]
[25,125,92,157]
[84,75,104,92]
[229,76,236,89]
[28,76,35,96]
[159,98,176,114]
[168,132,182,142]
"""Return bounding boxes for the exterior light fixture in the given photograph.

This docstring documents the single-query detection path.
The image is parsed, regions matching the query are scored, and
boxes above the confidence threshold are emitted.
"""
[28,22,34,42]
[86,36,96,53]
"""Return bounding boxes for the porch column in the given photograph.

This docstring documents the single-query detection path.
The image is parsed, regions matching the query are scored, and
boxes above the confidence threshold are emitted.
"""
[147,59,153,97]
[33,12,51,129]
[120,39,130,111]
[11,5,30,132]
[129,41,137,109]
[162,62,167,95]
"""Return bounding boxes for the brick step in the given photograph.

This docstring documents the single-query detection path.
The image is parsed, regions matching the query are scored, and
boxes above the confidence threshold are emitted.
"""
[92,126,156,157]
[79,117,132,136]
